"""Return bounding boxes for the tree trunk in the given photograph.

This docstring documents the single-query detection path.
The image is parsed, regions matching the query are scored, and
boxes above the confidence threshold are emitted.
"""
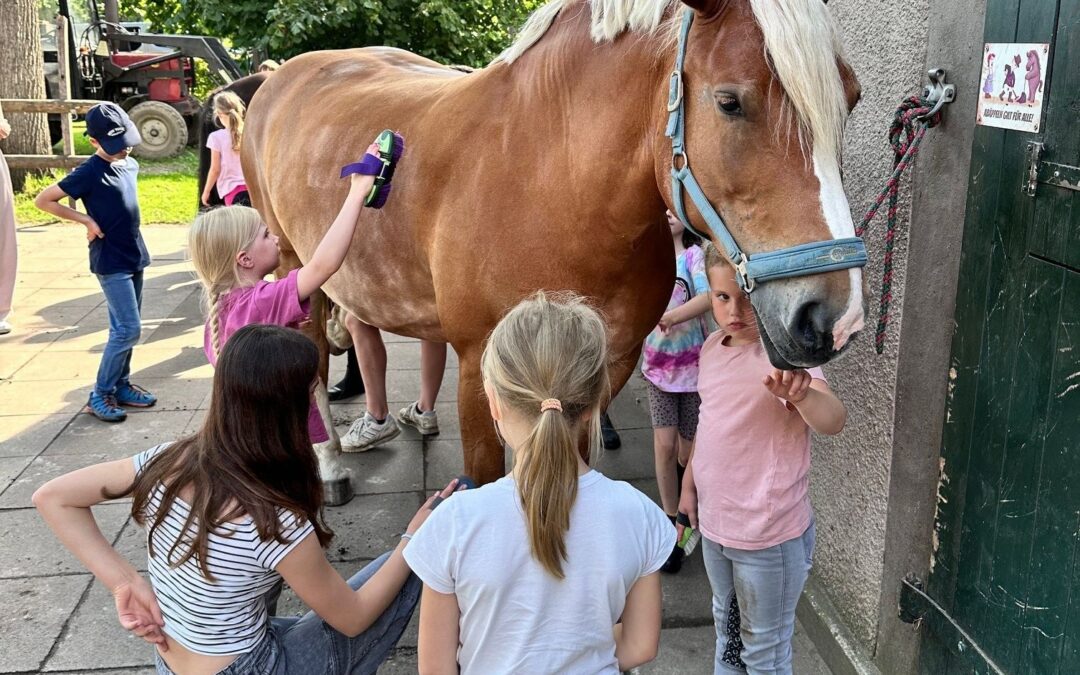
[0,0,50,191]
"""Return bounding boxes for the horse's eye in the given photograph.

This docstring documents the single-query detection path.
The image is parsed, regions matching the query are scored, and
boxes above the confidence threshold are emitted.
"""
[715,92,742,116]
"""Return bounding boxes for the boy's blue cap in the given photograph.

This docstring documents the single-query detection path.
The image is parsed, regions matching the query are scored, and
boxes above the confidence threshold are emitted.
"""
[85,103,141,154]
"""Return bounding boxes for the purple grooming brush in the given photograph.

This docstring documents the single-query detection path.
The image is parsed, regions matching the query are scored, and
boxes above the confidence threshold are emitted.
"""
[367,183,392,209]
[339,130,405,209]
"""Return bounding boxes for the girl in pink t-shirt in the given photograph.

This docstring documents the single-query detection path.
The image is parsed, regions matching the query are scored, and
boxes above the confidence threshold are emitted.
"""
[201,92,249,207]
[189,136,390,446]
[679,244,846,674]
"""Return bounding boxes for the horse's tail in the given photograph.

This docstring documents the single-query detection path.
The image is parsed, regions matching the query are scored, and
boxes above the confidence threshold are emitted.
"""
[196,72,270,213]
[195,98,218,212]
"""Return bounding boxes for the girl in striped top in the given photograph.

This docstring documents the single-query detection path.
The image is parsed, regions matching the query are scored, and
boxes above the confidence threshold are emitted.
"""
[34,324,461,674]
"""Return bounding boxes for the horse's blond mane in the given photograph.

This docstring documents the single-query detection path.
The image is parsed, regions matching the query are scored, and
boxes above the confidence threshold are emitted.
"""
[494,0,848,161]
[494,0,678,64]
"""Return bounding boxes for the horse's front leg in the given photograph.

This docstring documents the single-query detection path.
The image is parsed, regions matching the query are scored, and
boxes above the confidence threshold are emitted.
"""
[312,381,353,506]
[306,291,353,506]
[457,346,505,484]
[276,253,354,506]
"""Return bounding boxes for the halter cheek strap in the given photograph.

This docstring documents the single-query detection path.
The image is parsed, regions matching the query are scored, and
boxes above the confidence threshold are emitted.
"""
[665,10,867,293]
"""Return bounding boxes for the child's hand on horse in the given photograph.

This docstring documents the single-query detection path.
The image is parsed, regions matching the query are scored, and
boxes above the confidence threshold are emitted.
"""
[762,368,811,404]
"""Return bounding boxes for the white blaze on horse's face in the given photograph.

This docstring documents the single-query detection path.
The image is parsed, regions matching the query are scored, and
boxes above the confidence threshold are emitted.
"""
[812,148,865,351]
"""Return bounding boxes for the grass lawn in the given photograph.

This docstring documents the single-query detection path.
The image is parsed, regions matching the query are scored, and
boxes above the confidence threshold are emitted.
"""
[13,121,199,226]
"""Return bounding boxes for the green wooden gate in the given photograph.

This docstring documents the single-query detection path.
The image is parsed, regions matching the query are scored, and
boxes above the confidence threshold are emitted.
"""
[913,0,1080,672]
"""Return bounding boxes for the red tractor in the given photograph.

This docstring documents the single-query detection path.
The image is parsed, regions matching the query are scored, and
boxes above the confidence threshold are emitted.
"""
[43,0,244,158]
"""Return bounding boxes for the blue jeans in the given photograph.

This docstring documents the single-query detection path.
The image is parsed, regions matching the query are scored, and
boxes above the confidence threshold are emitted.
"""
[95,270,144,396]
[702,521,816,675]
[155,552,420,675]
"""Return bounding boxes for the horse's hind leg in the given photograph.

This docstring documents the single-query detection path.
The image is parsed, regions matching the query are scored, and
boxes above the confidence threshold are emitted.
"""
[456,346,505,484]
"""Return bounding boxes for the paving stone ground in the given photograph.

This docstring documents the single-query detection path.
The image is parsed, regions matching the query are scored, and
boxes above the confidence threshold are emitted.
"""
[0,224,830,674]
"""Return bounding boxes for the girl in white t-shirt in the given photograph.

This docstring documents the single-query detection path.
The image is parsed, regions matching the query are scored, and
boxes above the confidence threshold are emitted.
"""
[33,324,462,675]
[404,292,675,674]
[201,91,250,207]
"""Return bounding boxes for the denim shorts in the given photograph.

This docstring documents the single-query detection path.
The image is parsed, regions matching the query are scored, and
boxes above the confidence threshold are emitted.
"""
[154,552,419,675]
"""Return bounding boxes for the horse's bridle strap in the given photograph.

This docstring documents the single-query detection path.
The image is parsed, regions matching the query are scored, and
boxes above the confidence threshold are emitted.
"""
[664,10,867,293]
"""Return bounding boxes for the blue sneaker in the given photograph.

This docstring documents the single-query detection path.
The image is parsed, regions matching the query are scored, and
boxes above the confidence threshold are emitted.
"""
[85,392,127,422]
[115,382,157,408]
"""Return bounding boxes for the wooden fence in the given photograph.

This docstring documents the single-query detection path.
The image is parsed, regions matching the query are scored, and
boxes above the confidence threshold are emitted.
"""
[2,15,97,171]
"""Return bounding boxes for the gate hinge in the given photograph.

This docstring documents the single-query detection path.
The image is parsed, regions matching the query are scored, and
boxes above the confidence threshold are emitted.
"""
[1024,142,1043,197]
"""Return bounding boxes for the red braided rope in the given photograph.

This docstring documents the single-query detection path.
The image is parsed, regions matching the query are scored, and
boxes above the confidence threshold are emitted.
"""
[856,95,941,354]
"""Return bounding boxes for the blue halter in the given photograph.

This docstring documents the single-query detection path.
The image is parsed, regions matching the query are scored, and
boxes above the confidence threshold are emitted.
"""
[665,11,867,293]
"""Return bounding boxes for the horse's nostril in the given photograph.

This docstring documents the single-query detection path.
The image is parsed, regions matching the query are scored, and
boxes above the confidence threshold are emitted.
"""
[794,302,832,354]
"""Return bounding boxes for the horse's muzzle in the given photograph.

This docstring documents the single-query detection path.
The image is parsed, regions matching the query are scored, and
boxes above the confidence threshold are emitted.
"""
[751,277,864,369]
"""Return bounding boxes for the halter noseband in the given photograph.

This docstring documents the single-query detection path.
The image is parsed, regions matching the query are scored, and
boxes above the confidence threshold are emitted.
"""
[665,11,867,293]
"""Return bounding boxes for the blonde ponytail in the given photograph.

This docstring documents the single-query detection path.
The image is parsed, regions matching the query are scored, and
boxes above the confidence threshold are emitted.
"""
[481,291,609,578]
[212,91,246,152]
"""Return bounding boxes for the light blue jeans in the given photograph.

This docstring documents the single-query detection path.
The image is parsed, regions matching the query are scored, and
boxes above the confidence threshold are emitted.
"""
[95,270,143,396]
[155,552,420,675]
[702,521,815,675]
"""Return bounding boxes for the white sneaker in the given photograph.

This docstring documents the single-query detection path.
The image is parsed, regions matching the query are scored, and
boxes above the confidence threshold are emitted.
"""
[397,402,440,436]
[0,320,10,335]
[341,412,401,452]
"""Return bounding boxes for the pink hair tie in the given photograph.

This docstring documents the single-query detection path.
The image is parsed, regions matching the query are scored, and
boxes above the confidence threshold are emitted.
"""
[540,398,562,413]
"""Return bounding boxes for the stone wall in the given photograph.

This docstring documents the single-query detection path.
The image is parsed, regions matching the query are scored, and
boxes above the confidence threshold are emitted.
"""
[811,0,931,649]
[810,2,988,670]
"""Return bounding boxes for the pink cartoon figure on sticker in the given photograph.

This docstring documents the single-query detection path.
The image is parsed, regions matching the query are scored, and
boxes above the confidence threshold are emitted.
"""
[982,52,995,99]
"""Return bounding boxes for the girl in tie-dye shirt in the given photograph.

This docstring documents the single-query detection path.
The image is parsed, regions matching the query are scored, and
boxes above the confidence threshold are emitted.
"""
[641,211,714,574]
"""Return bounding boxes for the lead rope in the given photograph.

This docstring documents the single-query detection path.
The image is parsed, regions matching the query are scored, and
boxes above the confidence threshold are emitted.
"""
[856,94,942,353]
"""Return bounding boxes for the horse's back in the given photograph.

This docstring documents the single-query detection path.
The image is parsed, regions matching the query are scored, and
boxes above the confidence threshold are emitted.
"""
[242,48,473,339]
[267,47,466,96]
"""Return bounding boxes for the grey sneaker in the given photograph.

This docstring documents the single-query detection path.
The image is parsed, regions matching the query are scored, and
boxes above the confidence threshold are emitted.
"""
[341,412,400,452]
[398,402,440,436]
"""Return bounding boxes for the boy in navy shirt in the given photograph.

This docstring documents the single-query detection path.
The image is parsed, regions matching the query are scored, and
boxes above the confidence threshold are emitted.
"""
[35,103,156,422]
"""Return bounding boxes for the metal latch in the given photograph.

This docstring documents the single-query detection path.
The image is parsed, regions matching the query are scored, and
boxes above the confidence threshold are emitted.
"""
[1024,141,1080,197]
[1040,161,1080,192]
[920,68,956,120]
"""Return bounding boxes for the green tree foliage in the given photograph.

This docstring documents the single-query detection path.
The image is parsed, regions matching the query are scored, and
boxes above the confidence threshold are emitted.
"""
[129,0,541,67]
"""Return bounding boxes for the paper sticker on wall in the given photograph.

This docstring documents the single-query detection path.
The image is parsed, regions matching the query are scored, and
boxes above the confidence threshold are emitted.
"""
[976,43,1049,133]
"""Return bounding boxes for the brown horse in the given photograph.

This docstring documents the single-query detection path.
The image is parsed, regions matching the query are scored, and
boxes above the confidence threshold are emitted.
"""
[241,0,864,484]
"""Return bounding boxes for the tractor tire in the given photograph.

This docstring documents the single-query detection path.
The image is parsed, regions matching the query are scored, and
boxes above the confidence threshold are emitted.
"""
[129,101,188,160]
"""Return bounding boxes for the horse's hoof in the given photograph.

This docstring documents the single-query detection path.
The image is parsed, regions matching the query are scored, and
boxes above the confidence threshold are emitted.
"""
[323,476,354,506]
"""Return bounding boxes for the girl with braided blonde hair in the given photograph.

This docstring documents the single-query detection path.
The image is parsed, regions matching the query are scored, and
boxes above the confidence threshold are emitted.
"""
[189,134,391,447]
[404,291,674,674]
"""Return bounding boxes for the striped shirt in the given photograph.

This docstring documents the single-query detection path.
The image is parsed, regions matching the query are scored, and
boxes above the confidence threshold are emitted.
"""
[133,444,314,655]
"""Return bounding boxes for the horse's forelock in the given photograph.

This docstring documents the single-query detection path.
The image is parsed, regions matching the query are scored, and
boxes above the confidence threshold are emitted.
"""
[748,0,848,162]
